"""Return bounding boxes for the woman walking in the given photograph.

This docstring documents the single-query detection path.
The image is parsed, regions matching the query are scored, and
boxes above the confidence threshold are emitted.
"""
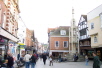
[85,55,89,66]
[49,54,54,66]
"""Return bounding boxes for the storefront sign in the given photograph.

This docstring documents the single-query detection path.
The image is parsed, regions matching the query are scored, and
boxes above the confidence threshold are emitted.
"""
[0,36,8,44]
[0,28,18,42]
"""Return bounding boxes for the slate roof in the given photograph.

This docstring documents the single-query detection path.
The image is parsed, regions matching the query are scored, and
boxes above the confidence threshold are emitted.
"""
[50,26,70,36]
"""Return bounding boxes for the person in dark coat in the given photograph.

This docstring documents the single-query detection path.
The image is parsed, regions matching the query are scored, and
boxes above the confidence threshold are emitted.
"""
[42,53,47,65]
[30,54,37,68]
[7,53,14,68]
[92,52,100,68]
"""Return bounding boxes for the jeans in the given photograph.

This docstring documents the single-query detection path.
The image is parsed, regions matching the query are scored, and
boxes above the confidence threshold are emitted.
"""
[85,59,88,66]
[31,63,35,68]
[25,62,30,68]
[7,66,14,68]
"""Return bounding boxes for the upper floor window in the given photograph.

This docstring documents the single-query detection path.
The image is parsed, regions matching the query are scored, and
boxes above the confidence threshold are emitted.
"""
[100,13,102,28]
[60,30,66,35]
[90,23,94,29]
[63,41,68,47]
[55,41,59,47]
[94,36,98,43]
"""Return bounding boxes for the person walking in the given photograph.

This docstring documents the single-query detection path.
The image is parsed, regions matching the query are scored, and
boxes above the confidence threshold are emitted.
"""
[42,53,47,65]
[92,52,100,68]
[58,54,61,62]
[49,54,54,66]
[30,54,37,68]
[85,55,89,66]
[24,52,31,68]
[7,53,14,68]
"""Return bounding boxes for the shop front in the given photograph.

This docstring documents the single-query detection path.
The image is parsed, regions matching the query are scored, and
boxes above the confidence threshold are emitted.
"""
[0,35,9,59]
[0,27,19,59]
[80,46,94,60]
[95,48,102,61]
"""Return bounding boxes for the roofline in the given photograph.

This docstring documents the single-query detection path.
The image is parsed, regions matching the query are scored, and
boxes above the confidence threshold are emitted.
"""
[87,4,102,14]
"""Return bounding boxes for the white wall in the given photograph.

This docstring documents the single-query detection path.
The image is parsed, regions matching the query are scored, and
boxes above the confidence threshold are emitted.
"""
[17,18,26,44]
[87,4,102,21]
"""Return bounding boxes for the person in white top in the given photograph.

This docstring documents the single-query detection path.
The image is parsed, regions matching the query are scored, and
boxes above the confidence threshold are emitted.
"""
[24,52,31,68]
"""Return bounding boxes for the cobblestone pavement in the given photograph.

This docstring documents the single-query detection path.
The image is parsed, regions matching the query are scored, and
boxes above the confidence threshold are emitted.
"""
[14,59,102,68]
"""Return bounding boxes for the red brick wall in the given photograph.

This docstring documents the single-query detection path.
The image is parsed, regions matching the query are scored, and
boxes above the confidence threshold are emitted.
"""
[26,28,32,46]
[50,37,69,50]
[0,1,7,26]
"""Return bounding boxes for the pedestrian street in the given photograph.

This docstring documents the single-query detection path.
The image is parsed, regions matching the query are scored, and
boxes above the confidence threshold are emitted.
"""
[14,59,102,68]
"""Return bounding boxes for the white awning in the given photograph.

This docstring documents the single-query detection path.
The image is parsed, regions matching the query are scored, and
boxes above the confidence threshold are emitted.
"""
[0,27,19,42]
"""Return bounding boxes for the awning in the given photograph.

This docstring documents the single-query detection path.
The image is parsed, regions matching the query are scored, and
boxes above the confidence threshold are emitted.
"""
[0,27,19,42]
[18,43,25,45]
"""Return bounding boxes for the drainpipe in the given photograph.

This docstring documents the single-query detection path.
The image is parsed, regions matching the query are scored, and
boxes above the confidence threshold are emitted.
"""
[69,27,70,53]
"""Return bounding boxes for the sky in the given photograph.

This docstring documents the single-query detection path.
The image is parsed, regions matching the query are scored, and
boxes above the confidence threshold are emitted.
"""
[19,0,102,43]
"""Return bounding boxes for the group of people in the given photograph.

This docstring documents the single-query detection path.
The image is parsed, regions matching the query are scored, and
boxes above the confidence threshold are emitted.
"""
[0,51,101,68]
[39,53,54,66]
[84,52,101,68]
[0,52,14,68]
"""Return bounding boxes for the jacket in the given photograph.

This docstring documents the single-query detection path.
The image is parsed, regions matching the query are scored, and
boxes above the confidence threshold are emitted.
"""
[30,55,36,63]
[24,54,31,62]
[93,56,100,68]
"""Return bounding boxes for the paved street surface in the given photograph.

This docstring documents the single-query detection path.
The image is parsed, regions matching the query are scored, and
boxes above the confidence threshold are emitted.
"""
[14,59,102,68]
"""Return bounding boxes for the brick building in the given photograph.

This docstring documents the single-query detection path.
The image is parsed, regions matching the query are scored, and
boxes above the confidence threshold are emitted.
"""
[48,26,70,58]
[0,0,19,56]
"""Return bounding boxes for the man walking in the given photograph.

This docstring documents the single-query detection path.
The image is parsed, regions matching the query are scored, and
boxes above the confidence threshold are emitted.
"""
[7,53,14,68]
[92,52,100,68]
[42,53,47,65]
[24,52,31,68]
[30,53,37,68]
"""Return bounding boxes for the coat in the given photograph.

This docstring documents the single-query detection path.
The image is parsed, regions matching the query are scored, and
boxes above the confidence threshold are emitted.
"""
[42,54,47,61]
[30,55,36,63]
[93,56,100,68]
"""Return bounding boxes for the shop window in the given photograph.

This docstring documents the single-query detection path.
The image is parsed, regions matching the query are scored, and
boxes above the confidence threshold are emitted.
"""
[94,36,98,43]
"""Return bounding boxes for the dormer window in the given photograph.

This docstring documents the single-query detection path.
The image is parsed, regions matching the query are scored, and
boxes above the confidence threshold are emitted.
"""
[60,30,66,35]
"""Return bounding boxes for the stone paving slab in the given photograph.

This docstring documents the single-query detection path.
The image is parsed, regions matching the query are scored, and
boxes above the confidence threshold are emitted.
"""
[14,59,102,68]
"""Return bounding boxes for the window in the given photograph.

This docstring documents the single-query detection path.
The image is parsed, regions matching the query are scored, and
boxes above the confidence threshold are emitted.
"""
[55,41,59,47]
[63,41,68,47]
[60,30,66,35]
[100,14,102,27]
[90,23,94,29]
[94,36,97,43]
[80,28,86,36]
[2,13,6,28]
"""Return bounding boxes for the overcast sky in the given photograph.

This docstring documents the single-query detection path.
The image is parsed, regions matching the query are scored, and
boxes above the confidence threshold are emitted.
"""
[19,0,102,43]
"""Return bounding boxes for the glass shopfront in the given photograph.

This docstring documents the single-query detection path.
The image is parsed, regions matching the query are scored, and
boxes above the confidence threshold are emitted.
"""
[0,35,8,59]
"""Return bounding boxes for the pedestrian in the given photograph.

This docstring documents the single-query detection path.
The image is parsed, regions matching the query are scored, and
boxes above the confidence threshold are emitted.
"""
[17,54,20,60]
[58,54,61,62]
[49,54,54,66]
[39,53,42,61]
[29,54,37,68]
[73,54,76,62]
[7,53,14,68]
[0,53,3,66]
[42,53,47,65]
[92,52,100,68]
[85,55,89,66]
[24,52,31,68]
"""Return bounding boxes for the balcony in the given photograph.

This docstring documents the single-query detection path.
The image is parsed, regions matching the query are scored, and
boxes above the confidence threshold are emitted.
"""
[80,45,91,47]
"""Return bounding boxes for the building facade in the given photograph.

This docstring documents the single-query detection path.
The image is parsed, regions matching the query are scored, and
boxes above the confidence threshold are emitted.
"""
[0,0,19,57]
[87,4,102,60]
[78,15,94,59]
[48,26,70,58]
